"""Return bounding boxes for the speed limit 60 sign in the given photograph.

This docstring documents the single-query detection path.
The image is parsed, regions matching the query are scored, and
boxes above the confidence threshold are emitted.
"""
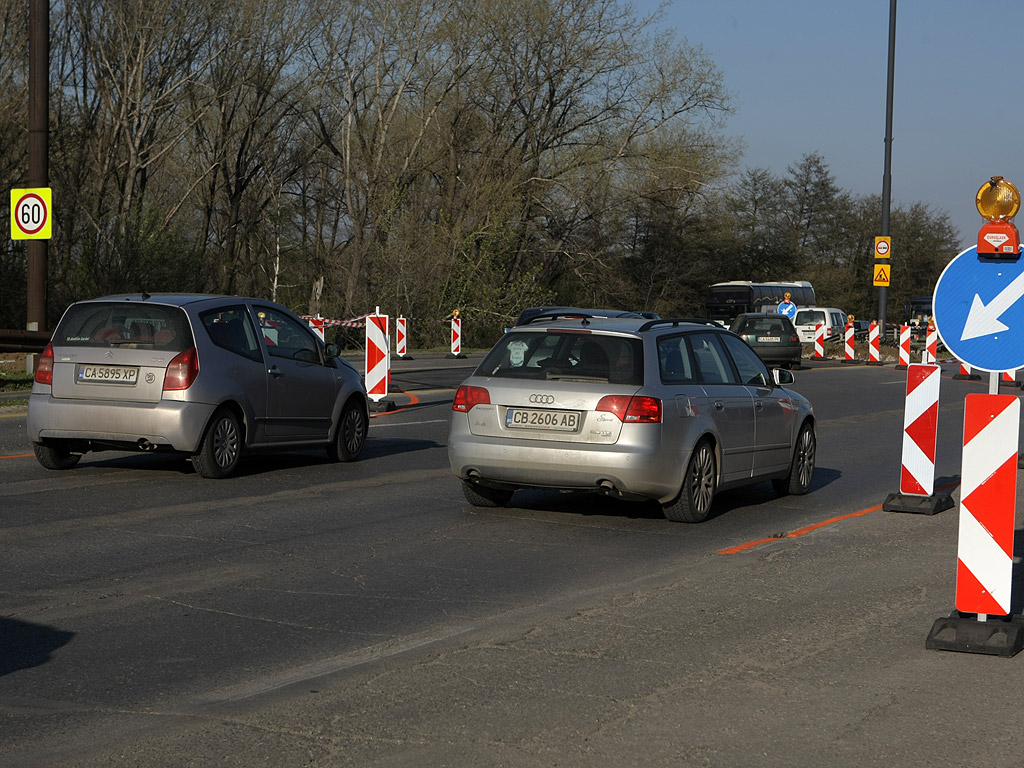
[10,188,52,240]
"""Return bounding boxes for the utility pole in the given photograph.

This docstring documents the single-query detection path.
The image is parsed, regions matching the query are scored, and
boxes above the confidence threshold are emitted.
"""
[26,0,49,361]
[878,0,896,332]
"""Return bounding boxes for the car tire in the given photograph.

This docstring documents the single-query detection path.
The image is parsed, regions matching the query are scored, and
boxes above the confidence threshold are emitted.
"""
[328,398,368,462]
[33,440,81,470]
[662,439,716,523]
[461,481,514,508]
[193,408,243,479]
[773,421,815,496]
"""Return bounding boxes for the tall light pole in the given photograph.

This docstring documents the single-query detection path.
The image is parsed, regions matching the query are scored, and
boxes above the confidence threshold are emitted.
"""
[878,0,896,331]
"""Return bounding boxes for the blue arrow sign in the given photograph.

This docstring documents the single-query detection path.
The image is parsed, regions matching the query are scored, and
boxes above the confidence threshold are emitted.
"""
[933,245,1024,372]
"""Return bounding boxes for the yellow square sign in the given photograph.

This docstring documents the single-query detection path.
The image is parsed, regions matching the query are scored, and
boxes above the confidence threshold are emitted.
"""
[10,187,52,240]
[873,262,891,287]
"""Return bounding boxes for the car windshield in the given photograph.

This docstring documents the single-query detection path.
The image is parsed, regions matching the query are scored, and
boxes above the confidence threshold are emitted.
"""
[53,301,193,352]
[475,331,643,385]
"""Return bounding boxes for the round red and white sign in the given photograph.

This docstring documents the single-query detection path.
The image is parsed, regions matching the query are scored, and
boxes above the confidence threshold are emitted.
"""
[14,192,48,236]
[874,238,890,258]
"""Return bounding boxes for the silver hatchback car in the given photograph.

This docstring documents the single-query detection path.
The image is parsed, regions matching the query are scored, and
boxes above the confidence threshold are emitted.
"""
[27,294,369,478]
[448,314,816,522]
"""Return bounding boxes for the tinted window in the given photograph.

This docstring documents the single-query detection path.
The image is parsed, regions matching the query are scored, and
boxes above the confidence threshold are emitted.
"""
[658,335,695,384]
[475,331,643,385]
[200,306,262,363]
[720,333,771,386]
[257,307,322,363]
[689,333,738,385]
[53,301,193,352]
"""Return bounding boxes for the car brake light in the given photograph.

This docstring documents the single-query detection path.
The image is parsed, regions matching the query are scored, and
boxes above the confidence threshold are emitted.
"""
[596,395,662,423]
[453,385,490,412]
[164,347,199,391]
[35,342,53,385]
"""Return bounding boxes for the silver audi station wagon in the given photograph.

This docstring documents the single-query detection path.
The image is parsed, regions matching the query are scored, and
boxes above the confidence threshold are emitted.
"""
[448,313,816,522]
[27,294,369,478]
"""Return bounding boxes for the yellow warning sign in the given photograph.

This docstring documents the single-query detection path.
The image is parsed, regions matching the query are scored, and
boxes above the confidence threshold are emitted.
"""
[873,263,890,287]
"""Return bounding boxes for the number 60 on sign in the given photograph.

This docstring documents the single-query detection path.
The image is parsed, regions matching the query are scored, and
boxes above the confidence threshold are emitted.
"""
[10,187,52,240]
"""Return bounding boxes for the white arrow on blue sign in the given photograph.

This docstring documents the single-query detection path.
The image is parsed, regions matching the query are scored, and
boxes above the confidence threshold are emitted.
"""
[933,245,1024,372]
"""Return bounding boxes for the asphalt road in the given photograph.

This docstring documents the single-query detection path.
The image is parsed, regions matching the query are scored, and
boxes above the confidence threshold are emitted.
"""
[2,355,1023,767]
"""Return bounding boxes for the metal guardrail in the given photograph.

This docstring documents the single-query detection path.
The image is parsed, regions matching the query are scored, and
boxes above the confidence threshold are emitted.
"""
[0,328,50,353]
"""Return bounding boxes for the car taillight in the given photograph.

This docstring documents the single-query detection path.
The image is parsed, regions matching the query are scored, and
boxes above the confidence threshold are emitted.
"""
[35,342,53,385]
[164,347,199,391]
[453,385,490,412]
[596,395,662,423]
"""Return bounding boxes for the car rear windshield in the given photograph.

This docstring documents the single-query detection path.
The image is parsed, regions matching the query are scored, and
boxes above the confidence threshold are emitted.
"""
[737,317,790,335]
[474,331,643,385]
[794,310,824,325]
[53,301,194,352]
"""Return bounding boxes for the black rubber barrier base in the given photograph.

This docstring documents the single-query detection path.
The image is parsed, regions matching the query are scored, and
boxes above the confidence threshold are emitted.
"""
[926,613,1024,656]
[952,372,981,380]
[882,492,954,515]
[369,398,397,413]
[445,353,467,359]
[866,360,883,366]
[895,364,908,370]
[840,359,863,364]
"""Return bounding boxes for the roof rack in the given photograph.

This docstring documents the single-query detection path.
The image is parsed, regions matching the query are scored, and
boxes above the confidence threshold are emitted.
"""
[637,318,723,332]
[520,312,602,326]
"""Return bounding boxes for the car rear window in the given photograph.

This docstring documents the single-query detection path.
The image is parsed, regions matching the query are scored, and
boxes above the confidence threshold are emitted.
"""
[795,310,824,325]
[475,331,643,385]
[738,317,789,334]
[52,301,193,352]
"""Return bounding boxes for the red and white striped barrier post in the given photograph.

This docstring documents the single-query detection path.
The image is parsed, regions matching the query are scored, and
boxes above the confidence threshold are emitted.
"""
[814,323,824,359]
[953,360,981,381]
[897,325,911,370]
[867,321,881,365]
[958,394,1018,616]
[395,317,408,358]
[364,309,390,403]
[841,322,859,363]
[448,312,464,358]
[927,393,1024,655]
[882,363,954,515]
[924,324,937,364]
[1001,370,1017,387]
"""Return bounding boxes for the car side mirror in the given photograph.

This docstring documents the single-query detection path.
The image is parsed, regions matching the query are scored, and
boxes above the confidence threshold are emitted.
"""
[324,342,341,360]
[773,368,794,386]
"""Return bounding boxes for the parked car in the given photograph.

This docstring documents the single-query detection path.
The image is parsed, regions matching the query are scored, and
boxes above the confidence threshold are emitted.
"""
[448,316,816,522]
[792,307,849,343]
[27,294,369,478]
[729,313,802,368]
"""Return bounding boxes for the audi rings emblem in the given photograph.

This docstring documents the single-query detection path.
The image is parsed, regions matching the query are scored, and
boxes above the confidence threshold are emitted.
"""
[529,394,555,404]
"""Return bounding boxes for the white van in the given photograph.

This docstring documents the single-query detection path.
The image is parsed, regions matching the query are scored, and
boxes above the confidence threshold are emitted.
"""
[793,307,848,343]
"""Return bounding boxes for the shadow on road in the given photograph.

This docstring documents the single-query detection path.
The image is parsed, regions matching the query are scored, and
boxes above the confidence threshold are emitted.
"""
[0,617,75,677]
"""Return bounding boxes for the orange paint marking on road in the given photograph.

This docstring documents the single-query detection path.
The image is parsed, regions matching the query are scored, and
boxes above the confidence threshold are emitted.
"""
[717,505,882,554]
[370,391,420,417]
[718,479,962,555]
[0,453,34,460]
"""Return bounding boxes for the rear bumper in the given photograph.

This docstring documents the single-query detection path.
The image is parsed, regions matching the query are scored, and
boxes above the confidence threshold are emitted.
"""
[27,391,215,453]
[448,417,685,503]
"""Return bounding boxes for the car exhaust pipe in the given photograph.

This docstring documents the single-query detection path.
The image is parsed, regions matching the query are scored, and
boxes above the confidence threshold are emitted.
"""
[137,439,155,451]
[598,479,616,495]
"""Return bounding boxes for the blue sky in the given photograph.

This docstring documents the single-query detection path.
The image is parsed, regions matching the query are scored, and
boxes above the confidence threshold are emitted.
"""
[639,0,1020,247]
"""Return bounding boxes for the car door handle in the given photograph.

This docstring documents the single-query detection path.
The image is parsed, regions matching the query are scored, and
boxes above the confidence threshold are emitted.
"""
[268,365,284,378]
[714,400,725,411]
[755,401,764,411]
